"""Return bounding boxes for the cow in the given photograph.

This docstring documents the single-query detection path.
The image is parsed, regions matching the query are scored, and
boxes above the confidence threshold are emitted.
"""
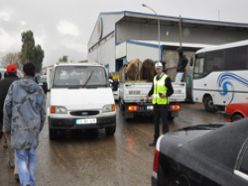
[125,59,142,81]
[140,59,155,82]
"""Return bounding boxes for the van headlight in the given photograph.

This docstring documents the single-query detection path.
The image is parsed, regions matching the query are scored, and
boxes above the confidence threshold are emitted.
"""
[102,104,116,113]
[50,106,67,114]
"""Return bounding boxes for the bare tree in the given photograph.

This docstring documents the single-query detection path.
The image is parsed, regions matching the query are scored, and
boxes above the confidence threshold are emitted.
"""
[0,52,23,71]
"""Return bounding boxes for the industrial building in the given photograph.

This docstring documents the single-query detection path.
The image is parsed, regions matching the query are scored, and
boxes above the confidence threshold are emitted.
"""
[88,11,248,74]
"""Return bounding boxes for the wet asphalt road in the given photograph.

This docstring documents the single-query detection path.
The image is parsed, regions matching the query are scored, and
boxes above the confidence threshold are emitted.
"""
[0,103,225,186]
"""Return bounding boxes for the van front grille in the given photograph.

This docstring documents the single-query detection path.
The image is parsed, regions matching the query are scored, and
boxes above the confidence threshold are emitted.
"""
[70,110,99,116]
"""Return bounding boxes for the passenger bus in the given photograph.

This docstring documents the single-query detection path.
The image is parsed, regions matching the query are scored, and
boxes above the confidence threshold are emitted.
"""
[193,40,248,112]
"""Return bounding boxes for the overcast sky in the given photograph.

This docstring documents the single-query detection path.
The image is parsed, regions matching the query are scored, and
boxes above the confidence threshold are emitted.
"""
[0,0,248,67]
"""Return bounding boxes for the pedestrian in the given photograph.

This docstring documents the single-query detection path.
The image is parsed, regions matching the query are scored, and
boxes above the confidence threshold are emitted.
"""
[0,64,19,180]
[147,62,174,146]
[175,48,188,83]
[0,65,19,143]
[2,63,46,186]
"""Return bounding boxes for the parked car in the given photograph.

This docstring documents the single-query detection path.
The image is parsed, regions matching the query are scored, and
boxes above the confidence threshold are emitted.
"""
[225,103,248,122]
[152,119,248,186]
[47,62,116,140]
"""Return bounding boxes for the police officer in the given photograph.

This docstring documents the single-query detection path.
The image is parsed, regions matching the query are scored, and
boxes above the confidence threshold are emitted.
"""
[147,62,174,146]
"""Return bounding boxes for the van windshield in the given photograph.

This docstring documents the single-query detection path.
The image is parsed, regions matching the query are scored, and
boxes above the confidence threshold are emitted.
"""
[53,66,108,88]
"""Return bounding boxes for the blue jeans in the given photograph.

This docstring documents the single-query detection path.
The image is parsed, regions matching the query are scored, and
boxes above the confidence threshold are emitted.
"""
[16,148,36,186]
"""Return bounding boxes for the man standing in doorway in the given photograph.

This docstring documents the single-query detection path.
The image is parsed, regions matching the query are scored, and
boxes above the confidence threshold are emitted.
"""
[147,62,174,146]
[175,48,188,83]
[3,63,46,186]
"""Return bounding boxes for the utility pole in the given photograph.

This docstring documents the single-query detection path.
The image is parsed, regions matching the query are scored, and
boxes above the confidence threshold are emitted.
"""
[142,4,161,61]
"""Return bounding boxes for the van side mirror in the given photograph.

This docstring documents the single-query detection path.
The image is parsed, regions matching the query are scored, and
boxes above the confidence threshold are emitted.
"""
[42,82,48,94]
[112,80,119,91]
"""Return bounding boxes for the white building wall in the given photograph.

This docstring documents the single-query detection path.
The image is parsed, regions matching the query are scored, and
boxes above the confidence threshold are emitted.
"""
[88,36,116,72]
[88,13,123,48]
[116,42,127,59]
[126,43,159,62]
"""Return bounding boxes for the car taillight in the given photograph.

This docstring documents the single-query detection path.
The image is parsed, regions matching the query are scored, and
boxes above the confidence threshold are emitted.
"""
[169,104,181,111]
[50,106,56,113]
[153,149,160,173]
[128,105,139,112]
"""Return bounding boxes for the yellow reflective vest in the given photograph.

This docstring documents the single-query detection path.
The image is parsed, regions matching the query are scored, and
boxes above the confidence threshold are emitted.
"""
[152,74,169,105]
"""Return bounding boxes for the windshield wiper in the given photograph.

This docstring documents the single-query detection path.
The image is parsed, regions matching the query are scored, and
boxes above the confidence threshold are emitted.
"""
[84,71,95,87]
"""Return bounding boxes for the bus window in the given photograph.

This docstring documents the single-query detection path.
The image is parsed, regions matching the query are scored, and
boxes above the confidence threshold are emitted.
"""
[225,46,248,70]
[193,57,205,78]
[204,50,225,73]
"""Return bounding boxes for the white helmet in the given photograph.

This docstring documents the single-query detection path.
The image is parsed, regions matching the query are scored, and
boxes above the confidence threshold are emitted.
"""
[155,62,163,68]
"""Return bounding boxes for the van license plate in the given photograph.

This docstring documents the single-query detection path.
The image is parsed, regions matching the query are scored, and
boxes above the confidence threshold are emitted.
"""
[76,118,97,125]
[147,106,154,110]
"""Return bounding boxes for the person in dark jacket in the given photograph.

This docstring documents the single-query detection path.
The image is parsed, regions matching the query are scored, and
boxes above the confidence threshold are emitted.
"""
[0,64,19,139]
[0,64,19,180]
[147,62,174,146]
[175,48,188,83]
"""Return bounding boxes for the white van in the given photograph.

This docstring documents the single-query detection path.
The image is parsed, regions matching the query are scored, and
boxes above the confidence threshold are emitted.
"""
[47,63,116,140]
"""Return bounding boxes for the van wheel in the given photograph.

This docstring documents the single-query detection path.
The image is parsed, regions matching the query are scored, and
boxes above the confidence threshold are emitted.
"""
[49,128,57,140]
[105,126,116,136]
[203,96,217,113]
[231,114,243,122]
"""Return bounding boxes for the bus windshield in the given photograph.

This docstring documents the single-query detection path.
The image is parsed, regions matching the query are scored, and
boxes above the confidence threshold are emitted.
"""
[53,66,108,88]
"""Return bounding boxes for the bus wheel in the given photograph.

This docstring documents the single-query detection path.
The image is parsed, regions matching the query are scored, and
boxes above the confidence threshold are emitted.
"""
[203,96,217,113]
[231,114,243,122]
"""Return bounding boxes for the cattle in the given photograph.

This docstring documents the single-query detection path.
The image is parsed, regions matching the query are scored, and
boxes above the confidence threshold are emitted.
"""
[140,59,155,82]
[125,59,142,81]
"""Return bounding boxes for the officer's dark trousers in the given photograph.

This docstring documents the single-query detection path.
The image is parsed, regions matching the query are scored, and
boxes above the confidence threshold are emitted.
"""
[153,104,169,142]
[0,111,2,139]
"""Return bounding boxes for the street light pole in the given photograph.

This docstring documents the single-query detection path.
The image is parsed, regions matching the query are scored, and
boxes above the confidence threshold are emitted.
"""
[142,4,160,61]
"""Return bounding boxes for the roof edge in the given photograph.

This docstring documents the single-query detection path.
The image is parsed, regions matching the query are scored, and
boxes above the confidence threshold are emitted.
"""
[122,10,248,28]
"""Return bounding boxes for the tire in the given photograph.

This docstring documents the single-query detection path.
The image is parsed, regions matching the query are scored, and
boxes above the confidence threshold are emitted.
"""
[203,96,217,113]
[168,112,174,121]
[231,114,243,122]
[49,128,57,140]
[105,126,116,136]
